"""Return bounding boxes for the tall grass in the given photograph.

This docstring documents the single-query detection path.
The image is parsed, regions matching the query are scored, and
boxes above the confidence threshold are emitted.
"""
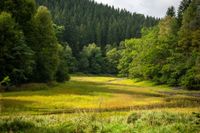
[0,111,199,133]
[1,76,200,115]
[0,75,200,132]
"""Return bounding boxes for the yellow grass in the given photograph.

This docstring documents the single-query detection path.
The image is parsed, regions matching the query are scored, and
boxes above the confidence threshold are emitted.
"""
[1,75,200,116]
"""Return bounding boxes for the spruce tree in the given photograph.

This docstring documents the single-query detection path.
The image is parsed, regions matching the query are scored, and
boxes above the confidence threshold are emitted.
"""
[177,0,192,26]
[166,6,176,17]
[178,0,200,89]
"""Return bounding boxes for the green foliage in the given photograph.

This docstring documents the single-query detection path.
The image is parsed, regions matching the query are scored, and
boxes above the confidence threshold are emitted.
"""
[79,43,104,74]
[0,1,72,85]
[180,54,200,89]
[177,0,192,26]
[0,0,36,27]
[166,6,176,17]
[118,0,200,89]
[53,23,65,41]
[30,6,60,82]
[0,0,199,89]
[63,44,77,73]
[105,47,121,74]
[36,0,158,56]
[56,45,71,82]
[118,39,143,77]
[178,0,200,52]
[0,12,34,84]
[177,0,200,89]
[0,76,11,87]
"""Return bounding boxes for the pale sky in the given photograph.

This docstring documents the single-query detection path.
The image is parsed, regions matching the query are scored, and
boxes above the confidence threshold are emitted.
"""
[93,0,182,18]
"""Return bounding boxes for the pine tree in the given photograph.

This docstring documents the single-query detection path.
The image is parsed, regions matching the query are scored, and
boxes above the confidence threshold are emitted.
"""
[177,0,192,26]
[178,0,200,89]
[36,0,158,52]
[166,6,176,17]
[178,0,200,52]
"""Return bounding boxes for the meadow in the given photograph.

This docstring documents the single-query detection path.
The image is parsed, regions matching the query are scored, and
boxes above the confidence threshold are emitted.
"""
[0,75,200,132]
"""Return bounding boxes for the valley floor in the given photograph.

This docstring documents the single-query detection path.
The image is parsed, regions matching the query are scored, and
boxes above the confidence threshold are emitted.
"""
[0,75,200,132]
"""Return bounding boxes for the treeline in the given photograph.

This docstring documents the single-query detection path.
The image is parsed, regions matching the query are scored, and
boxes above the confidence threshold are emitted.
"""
[72,0,200,89]
[0,0,158,86]
[0,0,70,85]
[117,0,199,89]
[0,0,199,90]
[36,0,158,56]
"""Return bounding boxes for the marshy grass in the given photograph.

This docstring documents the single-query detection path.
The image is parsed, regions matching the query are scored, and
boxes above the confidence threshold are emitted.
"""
[0,75,200,132]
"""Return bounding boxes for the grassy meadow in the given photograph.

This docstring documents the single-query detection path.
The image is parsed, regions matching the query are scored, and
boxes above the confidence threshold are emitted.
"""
[0,75,200,132]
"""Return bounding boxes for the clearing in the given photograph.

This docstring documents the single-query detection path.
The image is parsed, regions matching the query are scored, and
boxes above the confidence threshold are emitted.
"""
[1,75,200,115]
[0,75,200,132]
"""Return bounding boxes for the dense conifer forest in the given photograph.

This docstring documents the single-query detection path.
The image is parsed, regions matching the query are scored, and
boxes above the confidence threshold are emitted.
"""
[36,0,158,53]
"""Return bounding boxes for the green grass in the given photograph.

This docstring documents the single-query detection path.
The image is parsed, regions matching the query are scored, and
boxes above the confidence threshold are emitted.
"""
[0,75,200,132]
[0,111,199,133]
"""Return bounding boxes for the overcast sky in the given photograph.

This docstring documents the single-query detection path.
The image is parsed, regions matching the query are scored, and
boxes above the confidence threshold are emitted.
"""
[93,0,182,18]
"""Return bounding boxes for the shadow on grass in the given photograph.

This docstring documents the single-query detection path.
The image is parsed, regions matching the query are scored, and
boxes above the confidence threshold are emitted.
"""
[1,80,200,114]
[0,99,37,113]
[2,80,163,98]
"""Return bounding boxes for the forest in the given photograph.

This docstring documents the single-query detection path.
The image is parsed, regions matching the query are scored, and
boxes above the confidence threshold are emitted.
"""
[0,0,200,132]
[0,0,199,89]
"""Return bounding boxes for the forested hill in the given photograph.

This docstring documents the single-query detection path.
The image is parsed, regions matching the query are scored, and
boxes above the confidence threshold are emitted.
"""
[0,0,199,89]
[36,0,158,52]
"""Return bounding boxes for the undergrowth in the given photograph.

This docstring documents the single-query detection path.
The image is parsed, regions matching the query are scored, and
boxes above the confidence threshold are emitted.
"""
[0,112,199,133]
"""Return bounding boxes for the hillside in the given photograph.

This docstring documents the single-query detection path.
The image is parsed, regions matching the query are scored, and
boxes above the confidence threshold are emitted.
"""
[36,0,158,52]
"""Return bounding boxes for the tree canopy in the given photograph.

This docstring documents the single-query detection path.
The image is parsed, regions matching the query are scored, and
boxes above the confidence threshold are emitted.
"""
[0,0,199,90]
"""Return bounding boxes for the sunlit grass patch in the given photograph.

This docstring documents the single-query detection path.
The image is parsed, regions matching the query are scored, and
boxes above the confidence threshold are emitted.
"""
[1,75,200,116]
[71,75,117,83]
[110,78,154,86]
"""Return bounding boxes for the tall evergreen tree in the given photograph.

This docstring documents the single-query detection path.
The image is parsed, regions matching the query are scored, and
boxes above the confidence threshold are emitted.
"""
[166,6,176,17]
[0,0,36,32]
[177,0,192,26]
[36,0,158,53]
[178,0,200,89]
[178,0,200,52]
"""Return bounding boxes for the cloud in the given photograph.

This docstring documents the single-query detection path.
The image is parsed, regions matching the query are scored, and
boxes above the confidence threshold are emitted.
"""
[93,0,182,18]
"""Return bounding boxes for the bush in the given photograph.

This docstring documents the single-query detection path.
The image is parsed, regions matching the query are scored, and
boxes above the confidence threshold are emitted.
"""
[56,66,70,82]
[180,67,200,90]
